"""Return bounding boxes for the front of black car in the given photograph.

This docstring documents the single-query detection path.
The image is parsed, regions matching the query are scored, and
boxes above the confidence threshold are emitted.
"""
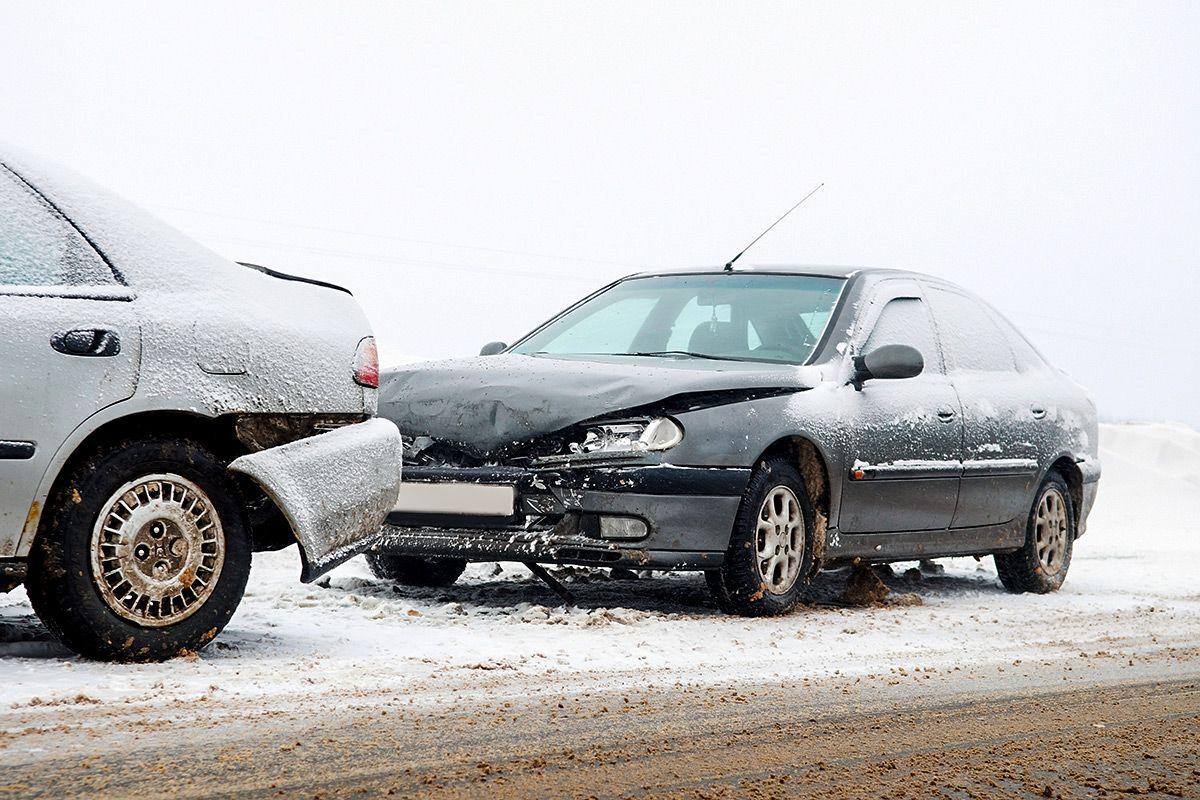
[373,270,849,572]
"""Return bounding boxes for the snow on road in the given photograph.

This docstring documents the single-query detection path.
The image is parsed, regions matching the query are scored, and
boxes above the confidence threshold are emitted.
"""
[2,423,1198,716]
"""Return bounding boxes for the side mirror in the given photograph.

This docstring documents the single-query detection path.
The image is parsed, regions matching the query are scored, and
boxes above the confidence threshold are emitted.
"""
[852,344,923,389]
[479,341,508,356]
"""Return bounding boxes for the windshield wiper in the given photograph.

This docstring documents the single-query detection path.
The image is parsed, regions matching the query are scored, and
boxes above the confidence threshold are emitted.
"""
[626,350,747,362]
[528,350,772,363]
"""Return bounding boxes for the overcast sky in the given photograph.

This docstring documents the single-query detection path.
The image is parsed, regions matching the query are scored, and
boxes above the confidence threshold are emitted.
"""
[3,1,1197,425]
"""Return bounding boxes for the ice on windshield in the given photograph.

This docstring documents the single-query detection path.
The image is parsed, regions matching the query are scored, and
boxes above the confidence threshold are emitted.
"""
[511,273,845,365]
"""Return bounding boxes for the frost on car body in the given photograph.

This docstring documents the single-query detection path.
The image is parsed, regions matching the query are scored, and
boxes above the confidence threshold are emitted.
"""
[0,148,399,660]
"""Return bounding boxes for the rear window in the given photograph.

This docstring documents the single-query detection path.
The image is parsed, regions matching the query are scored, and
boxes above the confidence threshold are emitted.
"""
[0,165,116,288]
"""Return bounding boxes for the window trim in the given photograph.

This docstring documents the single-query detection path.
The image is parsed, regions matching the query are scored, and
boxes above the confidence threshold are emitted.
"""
[0,284,136,301]
[0,161,126,290]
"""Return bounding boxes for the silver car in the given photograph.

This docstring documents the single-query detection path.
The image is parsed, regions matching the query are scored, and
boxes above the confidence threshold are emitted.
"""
[376,267,1100,616]
[0,149,401,660]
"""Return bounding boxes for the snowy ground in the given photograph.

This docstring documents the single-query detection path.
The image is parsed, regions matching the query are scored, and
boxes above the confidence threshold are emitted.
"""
[2,422,1198,718]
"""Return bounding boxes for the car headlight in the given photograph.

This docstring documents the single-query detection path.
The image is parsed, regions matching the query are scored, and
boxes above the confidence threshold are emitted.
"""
[571,417,684,455]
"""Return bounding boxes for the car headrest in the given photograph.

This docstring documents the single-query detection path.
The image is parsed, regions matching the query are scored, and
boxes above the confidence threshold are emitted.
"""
[687,320,745,354]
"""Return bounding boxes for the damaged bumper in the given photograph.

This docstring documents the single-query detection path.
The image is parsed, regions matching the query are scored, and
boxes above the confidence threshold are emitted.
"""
[229,418,402,582]
[377,462,749,570]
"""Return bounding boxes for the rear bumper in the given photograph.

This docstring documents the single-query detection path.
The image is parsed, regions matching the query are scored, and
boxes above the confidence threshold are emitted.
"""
[378,463,748,569]
[229,418,402,581]
[1076,456,1102,537]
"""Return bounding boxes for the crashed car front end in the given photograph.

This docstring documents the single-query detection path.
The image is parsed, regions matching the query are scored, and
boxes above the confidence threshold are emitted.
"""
[378,406,759,570]
[374,270,846,572]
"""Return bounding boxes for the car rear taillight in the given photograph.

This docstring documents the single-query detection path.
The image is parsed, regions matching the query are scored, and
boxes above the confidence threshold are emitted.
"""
[353,337,379,388]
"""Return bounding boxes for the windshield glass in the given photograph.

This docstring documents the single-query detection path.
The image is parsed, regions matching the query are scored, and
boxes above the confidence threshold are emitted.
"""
[512,273,845,364]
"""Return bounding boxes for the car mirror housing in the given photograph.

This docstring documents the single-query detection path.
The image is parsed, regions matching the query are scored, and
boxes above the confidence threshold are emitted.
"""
[852,344,924,389]
[479,341,508,356]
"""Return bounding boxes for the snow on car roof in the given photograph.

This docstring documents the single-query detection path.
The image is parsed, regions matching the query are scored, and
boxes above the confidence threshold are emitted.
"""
[622,264,913,280]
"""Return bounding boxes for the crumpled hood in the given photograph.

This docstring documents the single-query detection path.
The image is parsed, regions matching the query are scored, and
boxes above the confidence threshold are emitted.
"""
[378,353,820,455]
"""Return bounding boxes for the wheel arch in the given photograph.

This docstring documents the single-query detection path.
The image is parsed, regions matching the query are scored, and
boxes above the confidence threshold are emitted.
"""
[22,410,303,558]
[755,435,833,567]
[1046,454,1084,537]
[24,411,245,554]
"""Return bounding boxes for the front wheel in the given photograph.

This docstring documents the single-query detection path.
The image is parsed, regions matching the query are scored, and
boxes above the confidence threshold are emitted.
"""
[365,553,466,587]
[26,437,252,662]
[994,470,1075,594]
[706,457,815,616]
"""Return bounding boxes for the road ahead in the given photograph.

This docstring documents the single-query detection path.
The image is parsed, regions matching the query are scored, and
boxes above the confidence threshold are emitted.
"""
[2,648,1197,799]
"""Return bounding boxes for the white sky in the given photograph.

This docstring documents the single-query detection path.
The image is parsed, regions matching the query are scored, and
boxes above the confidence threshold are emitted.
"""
[2,1,1197,425]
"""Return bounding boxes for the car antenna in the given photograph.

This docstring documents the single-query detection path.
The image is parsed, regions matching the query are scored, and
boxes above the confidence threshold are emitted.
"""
[724,182,825,272]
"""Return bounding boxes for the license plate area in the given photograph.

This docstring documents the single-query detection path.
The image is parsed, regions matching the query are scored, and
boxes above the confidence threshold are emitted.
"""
[392,482,516,516]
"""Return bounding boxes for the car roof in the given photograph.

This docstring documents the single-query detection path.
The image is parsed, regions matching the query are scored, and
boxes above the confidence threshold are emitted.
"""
[621,264,920,280]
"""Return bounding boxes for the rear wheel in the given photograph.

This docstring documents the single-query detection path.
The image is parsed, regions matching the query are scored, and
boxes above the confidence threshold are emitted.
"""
[994,470,1075,594]
[365,553,466,587]
[26,437,251,661]
[706,458,814,616]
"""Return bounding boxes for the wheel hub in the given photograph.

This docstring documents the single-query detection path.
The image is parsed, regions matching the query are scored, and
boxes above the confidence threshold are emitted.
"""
[89,475,225,627]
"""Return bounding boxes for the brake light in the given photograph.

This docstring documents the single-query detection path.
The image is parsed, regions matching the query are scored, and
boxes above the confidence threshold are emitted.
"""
[353,337,379,388]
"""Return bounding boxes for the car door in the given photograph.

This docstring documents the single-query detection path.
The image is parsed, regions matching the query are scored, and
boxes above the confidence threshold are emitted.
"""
[837,280,964,533]
[923,286,1040,528]
[0,164,141,551]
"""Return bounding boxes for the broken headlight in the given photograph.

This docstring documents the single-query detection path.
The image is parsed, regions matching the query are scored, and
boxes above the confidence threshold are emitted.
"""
[570,417,683,455]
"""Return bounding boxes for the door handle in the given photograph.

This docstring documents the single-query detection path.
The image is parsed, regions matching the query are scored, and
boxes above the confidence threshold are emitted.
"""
[51,329,121,357]
[1030,405,1047,420]
[937,408,957,423]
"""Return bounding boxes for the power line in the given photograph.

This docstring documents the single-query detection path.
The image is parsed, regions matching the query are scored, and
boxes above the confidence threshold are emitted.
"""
[151,202,654,271]
[203,233,601,284]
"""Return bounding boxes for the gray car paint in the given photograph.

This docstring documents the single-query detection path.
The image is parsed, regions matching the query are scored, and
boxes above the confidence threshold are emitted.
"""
[377,266,1100,570]
[0,148,398,578]
[379,353,821,457]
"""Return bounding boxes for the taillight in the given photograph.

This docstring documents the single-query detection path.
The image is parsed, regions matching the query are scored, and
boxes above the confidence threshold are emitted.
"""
[353,337,379,388]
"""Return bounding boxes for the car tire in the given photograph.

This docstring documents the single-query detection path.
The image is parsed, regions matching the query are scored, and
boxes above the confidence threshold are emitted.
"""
[26,436,252,662]
[706,457,815,616]
[364,553,467,587]
[994,469,1075,594]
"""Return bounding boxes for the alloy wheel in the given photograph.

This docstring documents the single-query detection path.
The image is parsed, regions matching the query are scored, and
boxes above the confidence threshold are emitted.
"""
[755,485,805,594]
[1034,487,1069,575]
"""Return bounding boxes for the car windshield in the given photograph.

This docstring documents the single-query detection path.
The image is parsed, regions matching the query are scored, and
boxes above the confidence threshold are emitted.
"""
[511,273,845,365]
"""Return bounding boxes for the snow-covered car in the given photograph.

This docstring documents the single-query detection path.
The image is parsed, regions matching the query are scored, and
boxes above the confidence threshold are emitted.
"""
[374,267,1100,616]
[0,149,401,660]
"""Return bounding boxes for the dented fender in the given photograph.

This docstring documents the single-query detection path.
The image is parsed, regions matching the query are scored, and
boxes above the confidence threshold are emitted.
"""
[229,418,402,582]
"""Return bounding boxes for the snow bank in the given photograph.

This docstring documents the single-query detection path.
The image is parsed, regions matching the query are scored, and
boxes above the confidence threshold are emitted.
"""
[2,423,1198,714]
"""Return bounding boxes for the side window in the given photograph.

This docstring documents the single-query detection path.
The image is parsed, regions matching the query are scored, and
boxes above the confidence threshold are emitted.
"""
[0,166,115,287]
[989,309,1048,372]
[864,297,943,374]
[925,288,1016,372]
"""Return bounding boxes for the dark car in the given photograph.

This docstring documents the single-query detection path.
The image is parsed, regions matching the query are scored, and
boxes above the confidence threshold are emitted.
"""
[373,266,1100,616]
